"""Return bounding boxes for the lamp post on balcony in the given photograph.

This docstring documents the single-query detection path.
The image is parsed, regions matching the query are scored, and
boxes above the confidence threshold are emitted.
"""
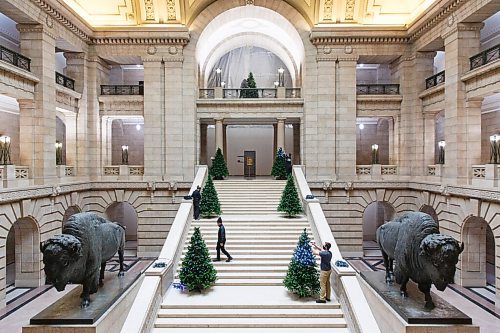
[0,135,12,165]
[215,68,222,87]
[490,134,499,164]
[278,67,285,87]
[121,145,129,165]
[55,141,63,165]
[371,144,379,164]
[438,140,446,164]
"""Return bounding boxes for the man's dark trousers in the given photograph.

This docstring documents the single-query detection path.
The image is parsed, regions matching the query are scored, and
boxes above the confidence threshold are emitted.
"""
[216,242,231,260]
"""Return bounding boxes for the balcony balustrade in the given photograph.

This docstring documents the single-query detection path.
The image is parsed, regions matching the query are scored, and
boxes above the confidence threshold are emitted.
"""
[100,84,144,95]
[425,71,445,89]
[56,72,75,90]
[470,44,499,70]
[198,87,302,99]
[356,84,400,95]
[0,46,31,71]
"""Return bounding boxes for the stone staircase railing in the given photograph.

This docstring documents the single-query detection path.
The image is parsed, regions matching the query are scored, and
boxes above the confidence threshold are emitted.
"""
[120,166,208,333]
[293,165,381,333]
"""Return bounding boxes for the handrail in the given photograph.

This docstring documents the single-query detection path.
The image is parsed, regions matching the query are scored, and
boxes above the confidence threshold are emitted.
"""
[223,88,277,98]
[425,70,445,89]
[470,44,500,70]
[0,46,31,71]
[100,84,144,95]
[55,72,75,90]
[356,84,400,95]
[293,165,381,333]
[120,165,208,333]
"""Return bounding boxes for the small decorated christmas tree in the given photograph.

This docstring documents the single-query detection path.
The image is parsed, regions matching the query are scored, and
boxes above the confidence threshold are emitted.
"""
[271,147,287,180]
[245,72,259,98]
[283,229,320,297]
[200,176,222,217]
[179,227,217,291]
[278,174,303,217]
[210,148,229,180]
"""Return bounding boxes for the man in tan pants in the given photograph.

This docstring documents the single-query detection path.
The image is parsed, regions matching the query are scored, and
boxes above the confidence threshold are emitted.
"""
[311,241,332,303]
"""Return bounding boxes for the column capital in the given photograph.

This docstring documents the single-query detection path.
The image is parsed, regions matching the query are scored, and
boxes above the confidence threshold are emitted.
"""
[214,117,224,123]
[17,23,57,41]
[276,117,286,122]
[442,22,484,42]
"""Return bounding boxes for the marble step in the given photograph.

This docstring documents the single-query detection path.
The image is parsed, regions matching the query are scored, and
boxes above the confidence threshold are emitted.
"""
[182,244,299,251]
[154,317,347,328]
[182,249,296,255]
[187,231,311,237]
[176,272,286,279]
[158,307,343,318]
[180,254,300,261]
[153,328,349,333]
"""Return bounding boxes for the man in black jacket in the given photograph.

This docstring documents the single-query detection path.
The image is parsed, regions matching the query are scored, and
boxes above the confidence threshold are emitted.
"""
[192,185,201,220]
[214,217,232,262]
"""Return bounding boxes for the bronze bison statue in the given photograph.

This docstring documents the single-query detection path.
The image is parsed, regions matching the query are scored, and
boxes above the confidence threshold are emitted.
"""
[376,212,463,309]
[40,212,125,307]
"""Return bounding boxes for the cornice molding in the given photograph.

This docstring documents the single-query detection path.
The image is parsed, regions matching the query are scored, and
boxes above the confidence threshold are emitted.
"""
[310,36,409,45]
[408,0,465,42]
[90,37,190,46]
[31,0,92,42]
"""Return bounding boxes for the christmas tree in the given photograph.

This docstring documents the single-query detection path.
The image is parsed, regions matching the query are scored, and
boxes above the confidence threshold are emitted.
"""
[271,147,287,180]
[244,72,259,98]
[200,175,222,217]
[210,147,229,180]
[283,229,320,297]
[179,227,217,291]
[278,174,303,217]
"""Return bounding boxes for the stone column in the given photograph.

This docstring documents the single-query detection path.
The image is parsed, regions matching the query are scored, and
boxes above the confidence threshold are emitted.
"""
[305,57,336,180]
[18,24,57,184]
[277,118,286,151]
[393,51,435,177]
[143,59,165,178]
[64,113,77,167]
[223,124,228,161]
[199,123,207,165]
[336,57,358,178]
[423,112,438,167]
[443,23,483,183]
[215,118,224,151]
[100,116,113,166]
[293,123,301,164]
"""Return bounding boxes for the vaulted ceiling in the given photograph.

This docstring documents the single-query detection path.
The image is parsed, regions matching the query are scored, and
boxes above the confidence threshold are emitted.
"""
[59,0,438,28]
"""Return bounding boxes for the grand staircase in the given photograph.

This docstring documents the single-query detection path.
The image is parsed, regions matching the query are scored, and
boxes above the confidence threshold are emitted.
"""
[152,179,349,332]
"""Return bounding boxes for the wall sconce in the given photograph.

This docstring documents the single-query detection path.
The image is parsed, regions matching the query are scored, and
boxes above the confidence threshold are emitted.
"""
[371,144,379,164]
[278,67,285,87]
[438,140,446,164]
[0,135,12,165]
[55,141,63,165]
[490,134,499,164]
[121,145,129,165]
[215,68,222,87]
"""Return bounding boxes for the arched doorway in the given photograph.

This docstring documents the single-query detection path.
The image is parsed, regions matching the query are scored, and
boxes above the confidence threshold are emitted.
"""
[105,202,138,257]
[362,202,395,256]
[461,216,495,288]
[6,217,41,288]
[62,205,81,224]
[420,205,439,226]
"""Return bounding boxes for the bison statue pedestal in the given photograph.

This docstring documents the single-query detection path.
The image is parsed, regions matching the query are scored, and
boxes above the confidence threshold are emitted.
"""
[359,271,478,333]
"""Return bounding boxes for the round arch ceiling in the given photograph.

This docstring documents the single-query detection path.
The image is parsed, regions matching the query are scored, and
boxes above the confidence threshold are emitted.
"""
[196,6,305,84]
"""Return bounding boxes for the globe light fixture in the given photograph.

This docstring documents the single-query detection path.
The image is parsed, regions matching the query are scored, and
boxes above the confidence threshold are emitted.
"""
[278,67,285,87]
[215,68,222,87]
[359,124,365,130]
[489,134,499,164]
[55,141,63,165]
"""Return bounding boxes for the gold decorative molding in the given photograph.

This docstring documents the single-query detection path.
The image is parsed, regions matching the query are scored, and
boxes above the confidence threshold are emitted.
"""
[323,0,334,21]
[345,0,355,21]
[144,0,156,21]
[167,0,177,21]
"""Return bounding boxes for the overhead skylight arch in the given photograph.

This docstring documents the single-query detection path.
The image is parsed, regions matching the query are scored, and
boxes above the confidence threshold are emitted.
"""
[196,5,305,85]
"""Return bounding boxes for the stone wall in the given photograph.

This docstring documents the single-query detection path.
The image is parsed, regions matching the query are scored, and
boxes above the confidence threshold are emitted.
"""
[481,110,500,163]
[111,120,145,165]
[356,120,390,165]
[0,182,188,307]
